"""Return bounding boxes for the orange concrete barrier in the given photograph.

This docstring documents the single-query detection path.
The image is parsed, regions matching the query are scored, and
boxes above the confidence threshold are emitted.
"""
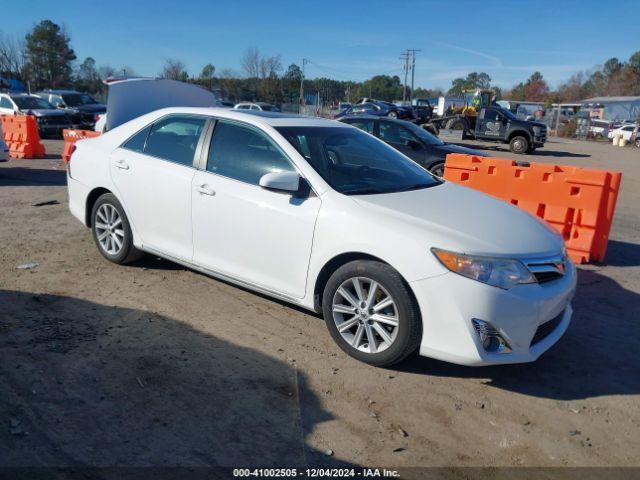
[61,129,101,162]
[0,115,46,159]
[444,154,622,264]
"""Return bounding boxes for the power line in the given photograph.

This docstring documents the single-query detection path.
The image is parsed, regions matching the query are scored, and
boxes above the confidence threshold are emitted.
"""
[408,49,421,102]
[401,49,421,102]
[400,51,410,102]
[299,57,309,105]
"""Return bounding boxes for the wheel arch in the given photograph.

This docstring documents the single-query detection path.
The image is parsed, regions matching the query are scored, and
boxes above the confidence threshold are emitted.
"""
[507,129,532,143]
[85,187,113,227]
[312,251,419,313]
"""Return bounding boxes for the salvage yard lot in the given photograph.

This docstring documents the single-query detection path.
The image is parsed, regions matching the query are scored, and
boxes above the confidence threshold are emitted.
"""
[0,138,638,469]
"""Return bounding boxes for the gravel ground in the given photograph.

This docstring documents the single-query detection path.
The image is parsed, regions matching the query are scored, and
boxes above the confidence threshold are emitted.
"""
[0,138,638,472]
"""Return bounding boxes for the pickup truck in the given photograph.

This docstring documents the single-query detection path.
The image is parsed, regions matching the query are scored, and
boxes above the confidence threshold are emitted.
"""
[431,105,547,154]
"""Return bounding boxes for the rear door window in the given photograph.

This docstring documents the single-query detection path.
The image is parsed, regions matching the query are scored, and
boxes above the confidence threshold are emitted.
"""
[142,115,206,167]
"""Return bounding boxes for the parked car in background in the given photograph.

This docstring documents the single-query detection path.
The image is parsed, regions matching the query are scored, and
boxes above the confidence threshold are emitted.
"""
[68,103,576,367]
[608,124,637,142]
[37,90,106,129]
[233,102,280,112]
[215,100,235,108]
[410,98,433,124]
[339,115,483,176]
[334,101,415,120]
[0,93,71,137]
[630,126,640,148]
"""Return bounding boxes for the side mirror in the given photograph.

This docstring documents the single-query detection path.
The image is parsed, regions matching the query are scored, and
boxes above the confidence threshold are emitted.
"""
[259,171,302,194]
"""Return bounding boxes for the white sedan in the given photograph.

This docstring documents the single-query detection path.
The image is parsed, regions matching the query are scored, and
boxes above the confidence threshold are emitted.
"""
[608,124,637,142]
[67,107,576,367]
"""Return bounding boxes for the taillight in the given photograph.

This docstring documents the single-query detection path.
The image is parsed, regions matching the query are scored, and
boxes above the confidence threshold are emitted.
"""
[66,145,77,177]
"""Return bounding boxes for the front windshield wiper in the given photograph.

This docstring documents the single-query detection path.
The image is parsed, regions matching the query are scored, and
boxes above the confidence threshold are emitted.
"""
[394,183,437,192]
[342,187,386,195]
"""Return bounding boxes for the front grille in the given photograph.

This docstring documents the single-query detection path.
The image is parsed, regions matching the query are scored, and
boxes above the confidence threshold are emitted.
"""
[526,254,566,284]
[533,270,563,283]
[531,310,564,345]
[39,116,70,126]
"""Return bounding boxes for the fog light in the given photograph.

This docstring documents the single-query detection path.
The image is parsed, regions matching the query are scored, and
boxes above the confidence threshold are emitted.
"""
[472,319,511,353]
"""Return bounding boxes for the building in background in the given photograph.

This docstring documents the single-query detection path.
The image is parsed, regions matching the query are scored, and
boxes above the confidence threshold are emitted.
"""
[580,96,640,122]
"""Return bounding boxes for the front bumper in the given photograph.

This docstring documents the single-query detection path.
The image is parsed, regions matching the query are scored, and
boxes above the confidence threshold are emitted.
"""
[410,260,577,366]
[533,134,546,146]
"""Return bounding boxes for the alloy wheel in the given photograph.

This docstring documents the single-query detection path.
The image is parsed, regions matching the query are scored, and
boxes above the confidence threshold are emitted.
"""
[332,276,399,354]
[94,203,125,256]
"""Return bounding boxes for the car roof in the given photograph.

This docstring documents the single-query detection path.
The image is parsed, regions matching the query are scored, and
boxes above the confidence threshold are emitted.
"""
[38,89,82,94]
[148,107,350,128]
[340,115,407,125]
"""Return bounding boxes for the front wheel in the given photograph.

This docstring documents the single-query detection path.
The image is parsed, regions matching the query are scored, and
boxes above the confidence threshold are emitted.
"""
[322,261,422,367]
[509,135,529,154]
[635,138,640,148]
[388,111,398,119]
[91,193,142,264]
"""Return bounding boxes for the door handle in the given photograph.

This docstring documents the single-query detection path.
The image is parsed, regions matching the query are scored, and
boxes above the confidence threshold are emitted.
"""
[114,159,130,170]
[195,184,216,196]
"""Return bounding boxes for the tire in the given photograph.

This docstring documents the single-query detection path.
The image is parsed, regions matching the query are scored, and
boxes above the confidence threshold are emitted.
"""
[91,193,142,264]
[322,260,422,367]
[509,135,529,154]
[388,111,398,119]
[635,138,640,148]
[429,162,445,177]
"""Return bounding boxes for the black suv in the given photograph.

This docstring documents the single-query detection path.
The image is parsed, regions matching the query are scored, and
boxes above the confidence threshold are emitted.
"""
[37,90,106,129]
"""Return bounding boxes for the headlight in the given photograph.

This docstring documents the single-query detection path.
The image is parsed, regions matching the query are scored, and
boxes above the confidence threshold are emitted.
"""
[532,126,541,135]
[432,248,535,289]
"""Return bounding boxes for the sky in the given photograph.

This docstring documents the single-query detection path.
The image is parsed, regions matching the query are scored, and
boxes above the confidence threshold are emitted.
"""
[5,0,640,90]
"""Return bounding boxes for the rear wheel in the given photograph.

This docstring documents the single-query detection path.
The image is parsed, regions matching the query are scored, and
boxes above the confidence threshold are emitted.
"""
[388,111,398,119]
[635,138,640,148]
[322,260,421,367]
[91,193,142,264]
[509,135,529,154]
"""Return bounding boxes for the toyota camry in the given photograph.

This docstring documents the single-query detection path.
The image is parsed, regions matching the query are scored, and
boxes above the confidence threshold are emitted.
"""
[67,93,576,366]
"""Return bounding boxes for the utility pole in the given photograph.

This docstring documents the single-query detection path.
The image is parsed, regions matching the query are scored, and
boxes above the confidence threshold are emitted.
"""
[299,58,309,109]
[400,50,410,102]
[408,49,421,102]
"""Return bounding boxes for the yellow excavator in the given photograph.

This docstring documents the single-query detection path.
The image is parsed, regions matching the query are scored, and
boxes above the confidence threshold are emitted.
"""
[443,89,495,128]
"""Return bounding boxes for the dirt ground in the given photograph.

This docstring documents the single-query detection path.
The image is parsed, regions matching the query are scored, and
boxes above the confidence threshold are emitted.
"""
[0,137,639,473]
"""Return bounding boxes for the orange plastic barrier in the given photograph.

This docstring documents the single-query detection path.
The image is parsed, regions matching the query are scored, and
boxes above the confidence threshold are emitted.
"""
[444,154,622,264]
[61,129,101,162]
[0,115,46,159]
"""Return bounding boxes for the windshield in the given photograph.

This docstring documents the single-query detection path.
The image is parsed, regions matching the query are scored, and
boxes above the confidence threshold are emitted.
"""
[276,126,440,195]
[12,96,54,110]
[403,121,444,146]
[62,93,98,106]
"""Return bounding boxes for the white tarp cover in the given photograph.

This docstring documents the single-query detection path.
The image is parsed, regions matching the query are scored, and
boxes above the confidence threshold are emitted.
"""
[106,78,217,131]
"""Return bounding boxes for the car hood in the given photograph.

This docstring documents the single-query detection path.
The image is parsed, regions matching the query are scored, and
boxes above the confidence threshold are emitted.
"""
[352,182,562,258]
[431,143,484,157]
[106,78,217,130]
[26,109,68,117]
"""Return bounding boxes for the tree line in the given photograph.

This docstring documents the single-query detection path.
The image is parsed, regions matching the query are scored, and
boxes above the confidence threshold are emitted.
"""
[1,20,639,106]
